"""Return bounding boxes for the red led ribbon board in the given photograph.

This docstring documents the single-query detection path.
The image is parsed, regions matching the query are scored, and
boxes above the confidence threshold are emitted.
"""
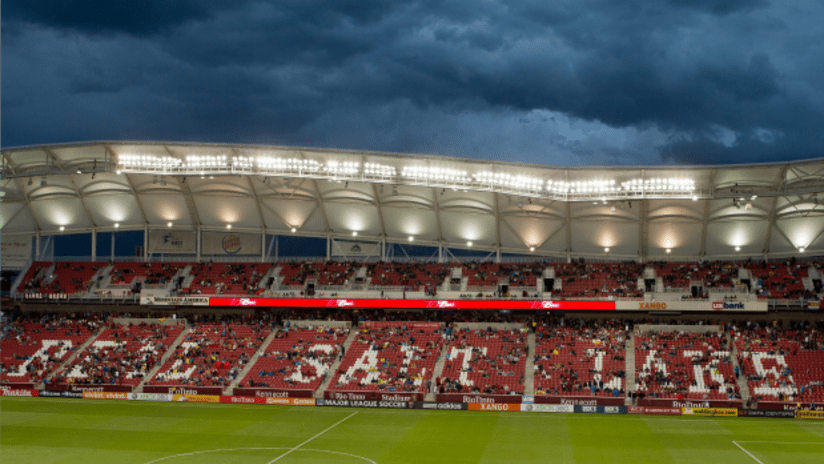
[208,297,615,310]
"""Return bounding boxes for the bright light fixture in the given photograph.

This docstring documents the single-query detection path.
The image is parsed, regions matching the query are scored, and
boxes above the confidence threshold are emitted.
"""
[114,223,120,228]
[291,227,297,233]
[408,236,414,242]
[735,246,741,251]
[529,246,535,252]
[799,247,805,252]
[666,248,671,253]
[352,231,358,236]
[167,222,173,227]
[467,241,473,247]
[604,247,610,252]
[226,224,232,229]
[59,226,65,231]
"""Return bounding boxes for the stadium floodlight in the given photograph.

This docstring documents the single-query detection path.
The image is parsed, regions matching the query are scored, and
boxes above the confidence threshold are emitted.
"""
[114,223,120,228]
[735,246,741,251]
[363,162,396,177]
[59,226,65,231]
[529,246,535,252]
[118,154,183,170]
[604,247,610,252]
[226,224,232,229]
[167,222,172,227]
[666,248,671,253]
[466,241,473,247]
[324,160,360,175]
[474,172,543,191]
[291,227,297,233]
[799,247,805,252]
[352,231,358,236]
[401,166,471,185]
[408,236,414,242]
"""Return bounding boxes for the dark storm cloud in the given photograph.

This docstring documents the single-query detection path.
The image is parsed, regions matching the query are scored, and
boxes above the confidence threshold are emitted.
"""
[2,0,823,166]
[2,0,217,35]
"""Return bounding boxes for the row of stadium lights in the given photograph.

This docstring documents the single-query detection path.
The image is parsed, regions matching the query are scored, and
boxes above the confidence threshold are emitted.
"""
[116,155,696,195]
[50,221,812,253]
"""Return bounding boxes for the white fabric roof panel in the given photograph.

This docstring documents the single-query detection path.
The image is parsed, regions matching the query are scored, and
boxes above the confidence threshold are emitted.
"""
[2,141,824,260]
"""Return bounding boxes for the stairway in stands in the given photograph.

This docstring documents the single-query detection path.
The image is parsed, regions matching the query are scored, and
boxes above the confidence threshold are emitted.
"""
[314,328,358,399]
[730,336,751,407]
[425,337,453,401]
[135,321,191,393]
[524,331,536,396]
[223,327,280,395]
[624,329,636,406]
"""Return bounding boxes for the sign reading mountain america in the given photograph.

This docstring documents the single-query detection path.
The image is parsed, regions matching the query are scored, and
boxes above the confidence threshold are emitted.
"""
[141,296,209,306]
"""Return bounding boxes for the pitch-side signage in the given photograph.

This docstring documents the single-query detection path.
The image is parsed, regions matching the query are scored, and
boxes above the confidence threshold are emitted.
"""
[208,298,616,310]
[616,300,767,312]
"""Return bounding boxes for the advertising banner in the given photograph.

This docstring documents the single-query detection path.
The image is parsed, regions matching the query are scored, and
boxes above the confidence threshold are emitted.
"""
[520,404,574,413]
[148,230,196,254]
[637,398,741,409]
[795,410,824,419]
[325,391,423,402]
[316,398,413,409]
[128,393,172,402]
[172,394,220,403]
[1,235,32,270]
[82,391,128,400]
[574,405,626,414]
[437,394,522,404]
[39,390,83,398]
[682,408,738,417]
[220,396,267,405]
[44,384,134,393]
[0,389,39,397]
[413,402,468,411]
[331,240,381,259]
[264,397,316,406]
[468,402,520,412]
[140,296,210,306]
[757,401,824,412]
[144,386,223,395]
[617,300,768,312]
[737,410,795,418]
[627,406,682,415]
[232,388,314,399]
[202,232,261,256]
[535,396,625,406]
[209,297,616,311]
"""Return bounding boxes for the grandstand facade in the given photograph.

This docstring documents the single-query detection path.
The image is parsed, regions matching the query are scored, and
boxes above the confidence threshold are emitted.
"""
[1,142,823,414]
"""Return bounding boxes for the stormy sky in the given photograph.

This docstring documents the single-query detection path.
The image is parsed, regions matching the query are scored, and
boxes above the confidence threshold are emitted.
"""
[3,0,823,166]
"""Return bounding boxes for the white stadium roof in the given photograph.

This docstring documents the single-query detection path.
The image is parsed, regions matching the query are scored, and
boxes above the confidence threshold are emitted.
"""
[2,141,824,260]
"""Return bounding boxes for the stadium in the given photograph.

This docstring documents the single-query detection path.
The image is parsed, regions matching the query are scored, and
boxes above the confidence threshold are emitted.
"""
[1,141,823,463]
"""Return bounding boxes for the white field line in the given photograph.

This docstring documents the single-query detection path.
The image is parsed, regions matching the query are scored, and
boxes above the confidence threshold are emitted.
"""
[267,411,359,463]
[733,441,765,464]
[735,441,824,445]
[143,447,376,464]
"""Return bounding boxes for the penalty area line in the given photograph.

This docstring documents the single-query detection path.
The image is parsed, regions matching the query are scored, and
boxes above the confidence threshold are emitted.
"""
[733,441,765,464]
[267,411,359,463]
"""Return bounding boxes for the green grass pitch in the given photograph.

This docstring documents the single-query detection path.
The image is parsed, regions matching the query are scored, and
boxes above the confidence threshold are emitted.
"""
[2,398,823,463]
